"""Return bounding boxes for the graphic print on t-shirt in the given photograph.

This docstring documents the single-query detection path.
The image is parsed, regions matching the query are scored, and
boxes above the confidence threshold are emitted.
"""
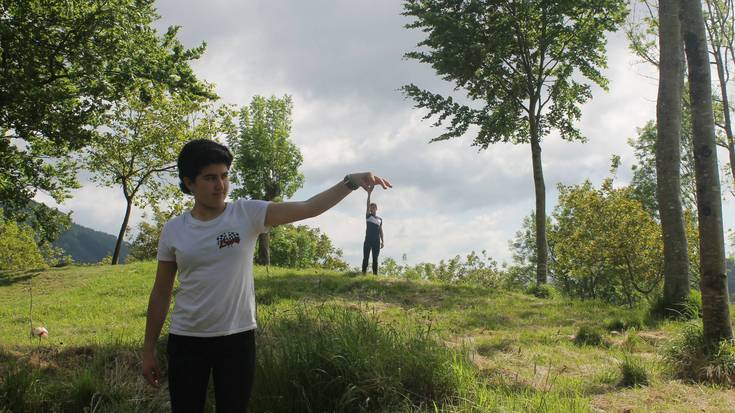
[216,231,241,249]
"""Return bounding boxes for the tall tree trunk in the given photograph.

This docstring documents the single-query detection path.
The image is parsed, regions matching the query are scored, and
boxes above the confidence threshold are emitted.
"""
[112,197,133,265]
[256,233,270,266]
[530,120,547,285]
[657,0,690,315]
[681,0,733,346]
[255,184,279,266]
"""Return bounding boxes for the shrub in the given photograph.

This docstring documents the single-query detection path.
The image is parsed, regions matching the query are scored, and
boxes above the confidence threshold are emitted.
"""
[269,224,349,270]
[574,325,607,347]
[619,355,649,388]
[0,210,46,271]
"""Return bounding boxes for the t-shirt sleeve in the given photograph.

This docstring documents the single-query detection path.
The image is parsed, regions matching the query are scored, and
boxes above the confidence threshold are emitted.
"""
[156,222,176,262]
[239,199,271,234]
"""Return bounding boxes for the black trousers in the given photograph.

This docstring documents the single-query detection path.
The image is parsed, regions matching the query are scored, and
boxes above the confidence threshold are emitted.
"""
[362,240,380,274]
[167,329,256,413]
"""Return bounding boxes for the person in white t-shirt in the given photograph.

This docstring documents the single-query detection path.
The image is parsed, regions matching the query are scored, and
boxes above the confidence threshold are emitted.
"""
[141,139,391,412]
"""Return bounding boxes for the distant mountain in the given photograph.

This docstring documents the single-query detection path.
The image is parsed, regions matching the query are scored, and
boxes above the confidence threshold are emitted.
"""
[53,223,130,264]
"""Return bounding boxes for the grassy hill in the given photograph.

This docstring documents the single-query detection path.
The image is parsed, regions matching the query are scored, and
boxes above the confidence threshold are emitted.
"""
[1,263,734,412]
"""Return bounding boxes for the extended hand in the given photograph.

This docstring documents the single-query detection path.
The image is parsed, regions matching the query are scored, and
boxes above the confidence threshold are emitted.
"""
[142,351,162,388]
[349,172,392,191]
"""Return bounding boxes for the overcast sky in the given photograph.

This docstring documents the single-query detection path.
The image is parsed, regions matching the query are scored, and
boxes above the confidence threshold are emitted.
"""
[38,1,735,267]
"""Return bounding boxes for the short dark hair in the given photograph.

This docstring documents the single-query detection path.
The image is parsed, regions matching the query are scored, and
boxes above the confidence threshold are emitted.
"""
[177,139,233,194]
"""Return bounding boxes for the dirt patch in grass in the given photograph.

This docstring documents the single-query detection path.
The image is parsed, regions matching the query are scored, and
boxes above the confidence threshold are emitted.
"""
[637,331,669,346]
[591,380,735,412]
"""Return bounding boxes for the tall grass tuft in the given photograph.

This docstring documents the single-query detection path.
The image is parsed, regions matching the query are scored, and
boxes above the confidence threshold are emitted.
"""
[251,303,477,412]
[525,284,557,299]
[648,291,702,321]
[664,320,735,385]
[573,325,607,347]
[618,355,649,388]
[0,363,40,412]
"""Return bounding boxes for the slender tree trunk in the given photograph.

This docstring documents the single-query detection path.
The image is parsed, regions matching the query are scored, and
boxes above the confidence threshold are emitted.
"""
[714,54,735,191]
[530,119,547,285]
[256,233,270,266]
[681,0,733,345]
[657,0,690,315]
[705,0,735,193]
[256,184,279,266]
[112,197,133,265]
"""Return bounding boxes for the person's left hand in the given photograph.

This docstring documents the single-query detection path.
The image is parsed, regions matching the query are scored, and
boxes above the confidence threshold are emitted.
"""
[349,172,392,191]
[380,241,384,249]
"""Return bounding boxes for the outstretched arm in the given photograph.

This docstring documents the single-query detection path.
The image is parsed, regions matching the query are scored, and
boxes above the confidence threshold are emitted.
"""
[265,172,391,227]
[366,187,372,216]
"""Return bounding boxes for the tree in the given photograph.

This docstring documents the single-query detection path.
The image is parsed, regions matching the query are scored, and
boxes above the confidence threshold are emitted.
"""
[0,0,214,241]
[507,211,553,287]
[704,0,735,194]
[627,0,735,193]
[629,120,697,215]
[127,189,192,262]
[82,88,224,265]
[402,0,628,285]
[227,95,304,265]
[657,0,690,315]
[681,0,733,345]
[550,179,665,306]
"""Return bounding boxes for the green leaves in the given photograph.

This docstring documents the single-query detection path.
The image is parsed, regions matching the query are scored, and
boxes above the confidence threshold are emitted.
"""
[402,0,628,146]
[548,176,698,306]
[268,224,348,270]
[0,209,46,271]
[0,0,213,240]
[227,95,304,201]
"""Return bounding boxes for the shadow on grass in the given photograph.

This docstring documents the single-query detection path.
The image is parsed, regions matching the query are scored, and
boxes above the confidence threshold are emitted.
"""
[0,269,43,287]
[0,338,172,413]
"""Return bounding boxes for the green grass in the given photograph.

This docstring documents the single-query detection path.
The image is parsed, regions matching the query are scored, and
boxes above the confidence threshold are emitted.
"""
[1,262,735,412]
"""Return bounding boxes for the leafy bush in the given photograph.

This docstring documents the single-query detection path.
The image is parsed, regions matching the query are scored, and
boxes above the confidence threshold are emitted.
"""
[574,325,607,347]
[619,355,650,388]
[380,250,505,288]
[550,180,666,306]
[268,224,349,270]
[0,209,46,271]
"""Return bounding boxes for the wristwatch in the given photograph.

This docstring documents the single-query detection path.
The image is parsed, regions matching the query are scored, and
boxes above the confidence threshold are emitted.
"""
[343,174,359,190]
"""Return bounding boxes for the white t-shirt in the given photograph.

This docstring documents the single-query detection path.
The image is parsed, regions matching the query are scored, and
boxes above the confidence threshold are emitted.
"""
[156,199,270,337]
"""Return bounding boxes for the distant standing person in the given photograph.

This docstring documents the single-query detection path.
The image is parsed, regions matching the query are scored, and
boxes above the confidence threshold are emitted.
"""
[141,139,391,413]
[362,188,384,275]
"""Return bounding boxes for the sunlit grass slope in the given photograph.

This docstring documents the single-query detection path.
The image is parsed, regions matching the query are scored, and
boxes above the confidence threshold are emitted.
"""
[1,262,734,412]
